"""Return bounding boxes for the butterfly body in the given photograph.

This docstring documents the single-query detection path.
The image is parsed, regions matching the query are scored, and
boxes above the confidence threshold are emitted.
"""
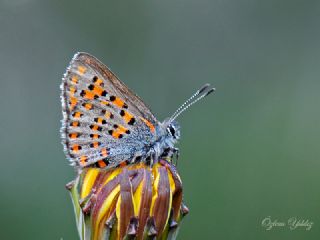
[61,52,213,170]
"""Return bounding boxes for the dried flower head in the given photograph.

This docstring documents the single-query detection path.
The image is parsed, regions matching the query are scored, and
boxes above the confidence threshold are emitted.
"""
[66,160,189,240]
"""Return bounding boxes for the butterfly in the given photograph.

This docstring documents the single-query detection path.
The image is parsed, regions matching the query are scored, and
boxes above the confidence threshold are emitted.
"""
[61,52,214,170]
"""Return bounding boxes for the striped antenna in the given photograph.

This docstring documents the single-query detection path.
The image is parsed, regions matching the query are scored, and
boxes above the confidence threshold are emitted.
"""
[169,84,215,122]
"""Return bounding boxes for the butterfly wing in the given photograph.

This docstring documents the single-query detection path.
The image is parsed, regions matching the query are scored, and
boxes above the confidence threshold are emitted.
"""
[61,52,159,168]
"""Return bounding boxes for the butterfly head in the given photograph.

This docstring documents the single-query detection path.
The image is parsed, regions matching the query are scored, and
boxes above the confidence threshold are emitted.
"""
[163,119,181,141]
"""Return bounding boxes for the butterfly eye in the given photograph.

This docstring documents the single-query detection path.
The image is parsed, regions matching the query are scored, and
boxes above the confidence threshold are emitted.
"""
[167,125,176,138]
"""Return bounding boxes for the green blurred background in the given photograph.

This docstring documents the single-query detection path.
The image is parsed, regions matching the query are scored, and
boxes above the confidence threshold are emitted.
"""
[0,0,319,239]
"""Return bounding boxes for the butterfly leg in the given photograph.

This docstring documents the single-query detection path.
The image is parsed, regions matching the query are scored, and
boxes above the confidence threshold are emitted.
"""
[160,148,172,159]
[131,151,144,164]
[145,154,156,166]
[160,147,179,165]
[150,151,157,166]
[144,147,157,166]
[173,147,180,159]
[146,148,159,166]
[172,147,180,166]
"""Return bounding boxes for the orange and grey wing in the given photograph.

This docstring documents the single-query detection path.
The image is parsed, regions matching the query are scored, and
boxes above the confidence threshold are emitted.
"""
[60,52,158,168]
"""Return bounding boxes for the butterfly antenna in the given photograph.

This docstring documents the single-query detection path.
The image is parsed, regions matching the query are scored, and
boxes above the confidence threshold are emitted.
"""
[169,84,215,122]
[169,84,210,121]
